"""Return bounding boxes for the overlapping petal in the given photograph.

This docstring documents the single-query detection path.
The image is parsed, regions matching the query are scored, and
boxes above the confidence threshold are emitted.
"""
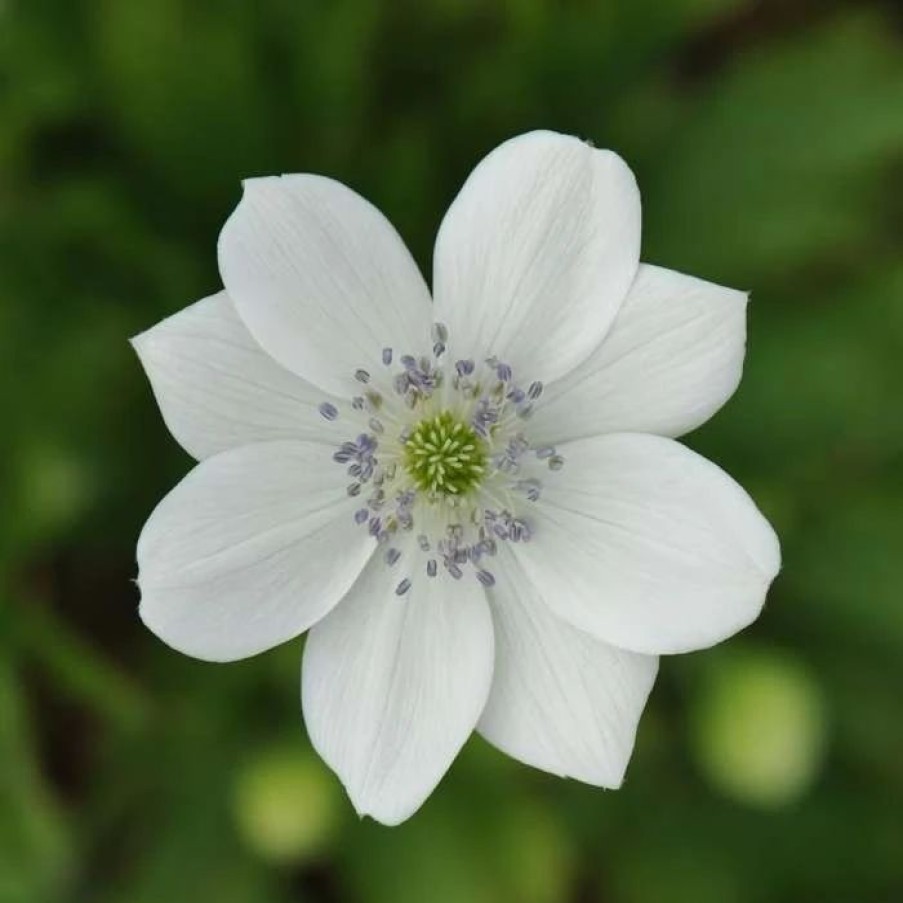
[530,265,748,443]
[302,540,494,825]
[510,433,780,655]
[137,441,374,662]
[479,549,658,786]
[433,130,641,384]
[132,292,342,460]
[218,174,432,395]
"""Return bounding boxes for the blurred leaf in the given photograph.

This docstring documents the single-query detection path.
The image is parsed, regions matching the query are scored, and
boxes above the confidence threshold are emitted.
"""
[0,654,73,903]
[788,483,903,648]
[644,14,903,284]
[15,598,152,734]
[91,0,277,203]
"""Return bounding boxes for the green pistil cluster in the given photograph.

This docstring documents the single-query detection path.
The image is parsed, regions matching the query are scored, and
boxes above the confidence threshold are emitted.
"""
[404,411,486,496]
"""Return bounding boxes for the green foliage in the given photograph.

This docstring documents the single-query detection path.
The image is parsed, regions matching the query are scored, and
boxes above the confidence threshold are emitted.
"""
[2,1,901,901]
[0,657,73,903]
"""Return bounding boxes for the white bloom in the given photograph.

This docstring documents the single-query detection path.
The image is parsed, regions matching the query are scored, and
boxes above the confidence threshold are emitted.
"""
[133,130,780,825]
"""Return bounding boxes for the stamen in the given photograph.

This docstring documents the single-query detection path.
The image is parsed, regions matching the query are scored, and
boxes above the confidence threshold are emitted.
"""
[507,387,526,404]
[514,478,542,502]
[431,323,448,358]
[477,537,497,557]
[476,569,495,588]
[327,327,563,589]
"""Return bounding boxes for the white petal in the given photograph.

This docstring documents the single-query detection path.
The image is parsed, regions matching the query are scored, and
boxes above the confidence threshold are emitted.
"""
[478,549,658,787]
[218,174,432,395]
[301,540,494,825]
[432,130,641,384]
[137,441,373,662]
[132,292,343,460]
[530,265,748,443]
[513,433,780,655]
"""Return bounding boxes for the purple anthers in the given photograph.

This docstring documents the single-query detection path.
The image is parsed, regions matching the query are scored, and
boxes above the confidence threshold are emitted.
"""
[431,323,448,358]
[484,509,532,543]
[476,569,496,588]
[514,478,542,502]
[324,327,565,592]
[471,398,500,438]
[494,435,530,473]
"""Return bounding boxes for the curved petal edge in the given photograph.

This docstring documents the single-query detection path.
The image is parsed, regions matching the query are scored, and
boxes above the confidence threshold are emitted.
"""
[512,433,780,655]
[137,441,374,662]
[302,539,494,825]
[433,130,641,385]
[479,550,658,787]
[531,264,749,443]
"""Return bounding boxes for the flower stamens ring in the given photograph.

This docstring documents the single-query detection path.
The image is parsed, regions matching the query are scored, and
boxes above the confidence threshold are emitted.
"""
[322,336,560,591]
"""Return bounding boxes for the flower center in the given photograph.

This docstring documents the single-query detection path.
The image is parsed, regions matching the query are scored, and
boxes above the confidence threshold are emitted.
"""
[403,411,486,496]
[319,324,566,591]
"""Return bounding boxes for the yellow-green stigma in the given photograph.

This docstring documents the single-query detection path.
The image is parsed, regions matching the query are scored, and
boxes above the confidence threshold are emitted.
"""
[404,411,486,496]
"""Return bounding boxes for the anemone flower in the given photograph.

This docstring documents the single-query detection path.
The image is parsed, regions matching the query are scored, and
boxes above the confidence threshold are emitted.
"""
[133,130,780,825]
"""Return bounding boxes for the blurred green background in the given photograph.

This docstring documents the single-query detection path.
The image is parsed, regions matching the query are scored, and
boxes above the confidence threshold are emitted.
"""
[2,0,902,901]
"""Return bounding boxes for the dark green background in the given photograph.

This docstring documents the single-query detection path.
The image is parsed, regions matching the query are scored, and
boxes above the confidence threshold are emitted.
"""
[3,1,902,901]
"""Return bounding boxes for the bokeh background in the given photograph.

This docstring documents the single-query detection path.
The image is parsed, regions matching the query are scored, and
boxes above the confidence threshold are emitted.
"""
[2,0,902,901]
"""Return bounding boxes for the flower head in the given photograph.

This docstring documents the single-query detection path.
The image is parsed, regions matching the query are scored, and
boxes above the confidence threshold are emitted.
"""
[133,130,780,825]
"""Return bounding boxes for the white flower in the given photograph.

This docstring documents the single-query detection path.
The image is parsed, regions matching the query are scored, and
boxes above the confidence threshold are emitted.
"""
[133,130,780,825]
